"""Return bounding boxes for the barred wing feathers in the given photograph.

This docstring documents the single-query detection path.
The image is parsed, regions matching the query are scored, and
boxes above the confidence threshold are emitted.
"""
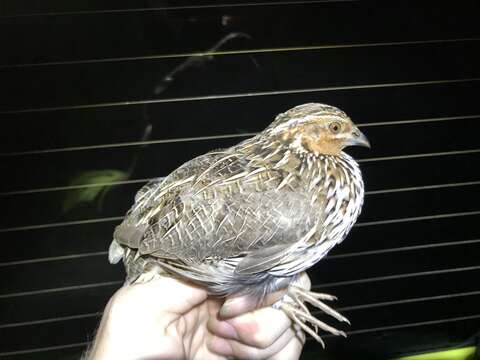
[113,150,326,280]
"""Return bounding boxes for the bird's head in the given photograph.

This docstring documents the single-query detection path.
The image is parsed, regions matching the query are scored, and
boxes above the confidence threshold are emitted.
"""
[266,103,370,156]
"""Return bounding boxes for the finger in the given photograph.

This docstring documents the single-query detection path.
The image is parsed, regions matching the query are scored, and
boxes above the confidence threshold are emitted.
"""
[112,276,208,315]
[208,306,292,348]
[218,292,283,319]
[219,273,312,319]
[219,289,286,319]
[209,325,297,360]
[267,330,305,360]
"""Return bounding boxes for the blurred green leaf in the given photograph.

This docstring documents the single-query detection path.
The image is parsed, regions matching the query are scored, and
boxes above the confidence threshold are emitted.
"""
[394,346,476,360]
[63,169,128,212]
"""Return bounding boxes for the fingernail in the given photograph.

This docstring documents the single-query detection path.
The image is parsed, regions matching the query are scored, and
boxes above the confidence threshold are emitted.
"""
[209,336,233,356]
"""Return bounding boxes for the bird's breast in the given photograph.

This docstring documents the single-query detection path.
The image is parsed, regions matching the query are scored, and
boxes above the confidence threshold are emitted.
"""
[314,153,364,246]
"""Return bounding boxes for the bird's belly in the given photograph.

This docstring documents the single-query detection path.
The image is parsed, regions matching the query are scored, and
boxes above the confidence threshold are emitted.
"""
[205,268,297,299]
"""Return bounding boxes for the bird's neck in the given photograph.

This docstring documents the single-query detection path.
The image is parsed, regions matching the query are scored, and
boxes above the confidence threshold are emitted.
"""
[239,136,363,195]
[296,151,364,211]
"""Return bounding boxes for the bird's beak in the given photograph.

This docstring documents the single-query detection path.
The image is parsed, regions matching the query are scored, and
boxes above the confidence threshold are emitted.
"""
[346,127,371,148]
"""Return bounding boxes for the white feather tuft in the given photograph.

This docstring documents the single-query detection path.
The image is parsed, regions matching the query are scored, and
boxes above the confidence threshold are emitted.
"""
[108,240,124,264]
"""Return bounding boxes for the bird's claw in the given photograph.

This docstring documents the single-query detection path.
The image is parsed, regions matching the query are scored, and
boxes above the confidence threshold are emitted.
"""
[279,285,349,345]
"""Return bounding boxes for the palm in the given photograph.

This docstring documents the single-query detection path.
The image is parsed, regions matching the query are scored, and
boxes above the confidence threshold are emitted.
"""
[89,275,305,359]
[161,297,226,360]
[102,277,225,359]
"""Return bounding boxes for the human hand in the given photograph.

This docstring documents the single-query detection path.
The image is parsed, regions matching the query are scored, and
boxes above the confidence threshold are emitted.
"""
[87,274,307,359]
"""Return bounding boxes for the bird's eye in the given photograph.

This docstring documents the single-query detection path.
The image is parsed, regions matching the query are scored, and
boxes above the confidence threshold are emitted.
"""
[329,122,342,134]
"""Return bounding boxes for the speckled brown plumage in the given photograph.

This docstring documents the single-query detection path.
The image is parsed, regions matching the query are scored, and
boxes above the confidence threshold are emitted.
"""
[109,103,370,344]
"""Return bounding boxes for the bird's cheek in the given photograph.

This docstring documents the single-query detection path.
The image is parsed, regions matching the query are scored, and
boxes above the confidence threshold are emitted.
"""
[300,135,320,153]
[303,136,342,156]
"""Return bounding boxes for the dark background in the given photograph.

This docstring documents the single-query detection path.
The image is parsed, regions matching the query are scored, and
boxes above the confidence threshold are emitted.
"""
[1,1,480,359]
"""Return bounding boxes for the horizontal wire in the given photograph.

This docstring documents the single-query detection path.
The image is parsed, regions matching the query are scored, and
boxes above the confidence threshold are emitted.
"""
[0,216,123,233]
[1,78,478,115]
[339,314,480,338]
[0,181,477,265]
[0,178,151,196]
[1,205,479,234]
[337,290,480,313]
[364,180,480,195]
[314,265,480,289]
[358,148,480,163]
[1,173,478,199]
[0,0,356,19]
[1,234,478,270]
[0,133,256,156]
[0,251,108,267]
[2,37,477,69]
[0,312,101,329]
[1,265,479,300]
[358,113,480,128]
[0,281,122,299]
[1,146,479,198]
[0,176,436,197]
[0,4,477,354]
[326,238,480,260]
[355,210,480,228]
[0,179,478,269]
[0,342,90,357]
[2,288,480,330]
[1,113,478,157]
[2,313,479,356]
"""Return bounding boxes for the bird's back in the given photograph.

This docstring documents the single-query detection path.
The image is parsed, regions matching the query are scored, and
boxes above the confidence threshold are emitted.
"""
[111,142,330,290]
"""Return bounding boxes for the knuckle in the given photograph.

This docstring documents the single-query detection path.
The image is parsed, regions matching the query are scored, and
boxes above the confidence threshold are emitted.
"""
[237,347,263,360]
[251,330,272,349]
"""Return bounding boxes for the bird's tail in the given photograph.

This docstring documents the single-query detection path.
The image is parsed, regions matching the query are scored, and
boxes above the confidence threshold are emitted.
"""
[108,239,124,264]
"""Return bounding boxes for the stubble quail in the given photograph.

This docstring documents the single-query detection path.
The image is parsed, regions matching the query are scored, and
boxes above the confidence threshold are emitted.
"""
[109,103,370,345]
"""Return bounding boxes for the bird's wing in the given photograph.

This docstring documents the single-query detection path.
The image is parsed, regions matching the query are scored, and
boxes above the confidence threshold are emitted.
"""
[115,149,326,275]
[113,150,228,249]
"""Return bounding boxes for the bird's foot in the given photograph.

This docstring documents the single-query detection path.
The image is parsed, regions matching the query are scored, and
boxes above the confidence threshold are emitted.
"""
[278,285,349,346]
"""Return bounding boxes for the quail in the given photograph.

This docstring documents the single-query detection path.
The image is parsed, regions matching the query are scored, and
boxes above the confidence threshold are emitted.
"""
[109,103,370,345]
